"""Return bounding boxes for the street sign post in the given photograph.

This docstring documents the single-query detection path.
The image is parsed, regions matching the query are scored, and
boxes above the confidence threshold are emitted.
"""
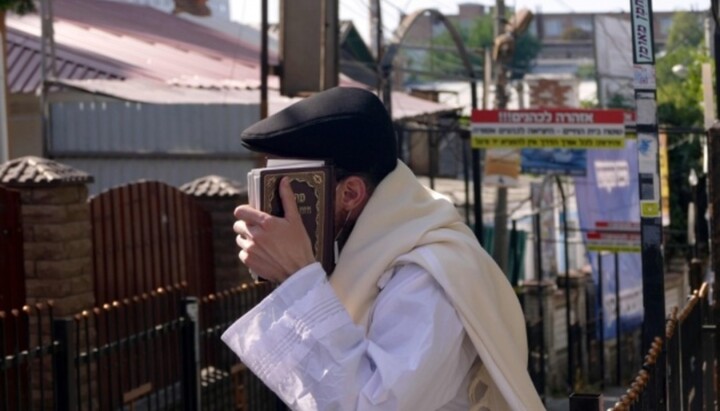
[630,0,666,406]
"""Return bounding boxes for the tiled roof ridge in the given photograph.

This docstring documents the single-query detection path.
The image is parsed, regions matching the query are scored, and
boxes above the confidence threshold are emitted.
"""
[0,156,93,187]
[180,174,246,197]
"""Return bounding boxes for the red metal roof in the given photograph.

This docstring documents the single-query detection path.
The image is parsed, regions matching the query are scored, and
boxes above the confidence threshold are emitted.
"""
[7,0,268,92]
[5,0,458,119]
[7,28,125,93]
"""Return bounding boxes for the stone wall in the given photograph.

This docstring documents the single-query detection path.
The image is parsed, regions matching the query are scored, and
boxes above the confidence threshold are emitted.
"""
[21,185,95,316]
[0,157,96,316]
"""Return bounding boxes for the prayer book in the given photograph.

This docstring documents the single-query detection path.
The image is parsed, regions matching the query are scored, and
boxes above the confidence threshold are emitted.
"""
[247,159,335,278]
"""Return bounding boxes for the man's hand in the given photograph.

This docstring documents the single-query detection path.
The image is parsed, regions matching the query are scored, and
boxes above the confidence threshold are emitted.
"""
[234,177,316,283]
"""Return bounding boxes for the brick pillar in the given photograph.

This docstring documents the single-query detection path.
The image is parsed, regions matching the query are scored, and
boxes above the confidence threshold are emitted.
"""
[0,156,95,410]
[181,175,252,291]
[0,156,95,315]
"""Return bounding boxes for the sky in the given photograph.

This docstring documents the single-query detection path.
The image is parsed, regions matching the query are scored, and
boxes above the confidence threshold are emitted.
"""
[230,0,708,42]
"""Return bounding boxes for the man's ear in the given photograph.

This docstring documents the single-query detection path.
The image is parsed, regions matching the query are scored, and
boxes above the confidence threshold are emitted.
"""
[337,176,369,212]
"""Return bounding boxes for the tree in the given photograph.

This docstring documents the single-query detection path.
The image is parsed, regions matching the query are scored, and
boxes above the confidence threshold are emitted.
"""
[656,12,707,128]
[0,0,32,13]
[402,12,540,84]
[654,11,707,251]
[561,27,591,41]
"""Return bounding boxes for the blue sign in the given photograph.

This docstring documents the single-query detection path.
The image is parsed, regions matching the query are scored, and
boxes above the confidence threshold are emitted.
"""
[573,140,643,340]
[521,149,587,176]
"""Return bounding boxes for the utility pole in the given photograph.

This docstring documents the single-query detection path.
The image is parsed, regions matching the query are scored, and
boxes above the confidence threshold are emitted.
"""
[370,0,383,96]
[40,0,57,159]
[0,12,10,162]
[492,0,510,272]
[260,0,268,119]
[630,0,666,406]
[710,1,720,406]
[370,0,383,61]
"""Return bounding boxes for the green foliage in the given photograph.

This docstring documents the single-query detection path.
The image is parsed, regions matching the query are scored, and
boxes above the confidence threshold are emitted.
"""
[656,12,708,128]
[580,98,597,108]
[0,0,34,13]
[511,31,541,79]
[561,27,591,41]
[576,63,595,80]
[654,11,707,252]
[665,11,705,51]
[416,12,540,83]
[606,93,633,109]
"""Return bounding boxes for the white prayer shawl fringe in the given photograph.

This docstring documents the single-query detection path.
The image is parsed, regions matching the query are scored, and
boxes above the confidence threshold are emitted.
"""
[329,161,545,411]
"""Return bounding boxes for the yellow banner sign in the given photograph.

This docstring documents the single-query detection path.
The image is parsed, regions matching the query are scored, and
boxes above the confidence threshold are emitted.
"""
[471,136,626,149]
[587,244,641,253]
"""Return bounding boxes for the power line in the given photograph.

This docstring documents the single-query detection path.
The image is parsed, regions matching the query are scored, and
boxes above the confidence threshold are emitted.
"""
[549,0,575,12]
[342,0,395,36]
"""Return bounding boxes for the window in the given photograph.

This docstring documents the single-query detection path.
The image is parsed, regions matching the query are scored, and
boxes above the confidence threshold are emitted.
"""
[544,18,563,37]
[573,16,593,33]
[658,16,673,37]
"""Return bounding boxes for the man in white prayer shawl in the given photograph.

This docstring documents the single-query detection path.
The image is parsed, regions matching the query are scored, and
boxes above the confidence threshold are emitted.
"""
[223,86,545,411]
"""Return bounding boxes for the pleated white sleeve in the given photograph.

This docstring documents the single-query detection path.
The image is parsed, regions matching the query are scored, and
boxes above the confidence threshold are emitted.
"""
[221,262,475,411]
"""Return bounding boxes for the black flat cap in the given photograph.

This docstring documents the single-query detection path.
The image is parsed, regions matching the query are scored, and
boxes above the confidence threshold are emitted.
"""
[241,87,397,180]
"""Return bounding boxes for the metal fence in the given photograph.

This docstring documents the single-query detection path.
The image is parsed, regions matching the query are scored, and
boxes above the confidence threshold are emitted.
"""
[0,303,56,411]
[608,282,712,411]
[1,282,283,411]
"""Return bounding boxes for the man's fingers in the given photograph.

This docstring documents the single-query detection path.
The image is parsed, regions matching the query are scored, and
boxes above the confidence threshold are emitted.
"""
[234,204,265,223]
[278,177,301,220]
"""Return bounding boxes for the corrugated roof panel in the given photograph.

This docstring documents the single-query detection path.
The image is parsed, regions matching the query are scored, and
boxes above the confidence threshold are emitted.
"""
[50,101,256,154]
[8,47,34,90]
[6,28,125,93]
[16,56,41,93]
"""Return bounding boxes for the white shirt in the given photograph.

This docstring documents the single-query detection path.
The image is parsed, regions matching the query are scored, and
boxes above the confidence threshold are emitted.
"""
[222,262,477,411]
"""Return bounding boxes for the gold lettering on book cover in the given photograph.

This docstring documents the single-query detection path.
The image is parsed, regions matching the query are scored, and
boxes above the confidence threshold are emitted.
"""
[263,171,327,264]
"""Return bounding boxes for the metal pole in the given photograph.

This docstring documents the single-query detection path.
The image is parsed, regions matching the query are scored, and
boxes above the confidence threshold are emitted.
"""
[428,129,436,190]
[371,0,383,94]
[556,176,573,391]
[534,211,546,398]
[40,0,56,159]
[470,79,483,244]
[463,130,471,226]
[483,49,491,110]
[0,13,9,163]
[629,2,666,406]
[492,0,510,272]
[510,219,519,286]
[614,251,621,385]
[709,7,720,408]
[597,253,605,389]
[180,297,201,411]
[260,0,269,119]
[370,0,383,61]
[707,122,720,405]
[592,16,605,108]
[472,49,485,244]
[472,150,483,243]
[52,318,77,411]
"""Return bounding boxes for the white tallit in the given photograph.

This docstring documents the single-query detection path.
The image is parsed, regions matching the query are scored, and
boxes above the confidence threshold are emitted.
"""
[329,161,544,411]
